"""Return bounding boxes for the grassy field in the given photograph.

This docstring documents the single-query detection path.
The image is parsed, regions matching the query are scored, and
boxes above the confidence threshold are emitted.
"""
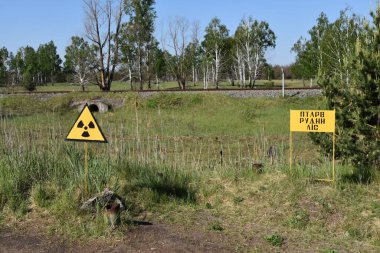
[0,79,311,93]
[0,92,379,252]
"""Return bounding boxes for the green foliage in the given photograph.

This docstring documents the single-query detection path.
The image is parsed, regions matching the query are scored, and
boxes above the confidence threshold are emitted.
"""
[32,184,56,208]
[124,0,157,90]
[202,17,229,87]
[208,221,224,231]
[0,47,8,85]
[264,81,274,87]
[22,67,36,91]
[265,234,284,247]
[64,36,97,86]
[296,8,379,173]
[285,209,310,229]
[37,41,62,83]
[1,93,380,250]
[235,17,276,87]
[232,196,244,204]
[321,250,339,253]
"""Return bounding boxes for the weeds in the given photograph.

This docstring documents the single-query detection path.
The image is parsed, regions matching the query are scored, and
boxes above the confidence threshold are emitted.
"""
[321,249,339,253]
[265,233,284,247]
[0,93,378,251]
[285,209,310,229]
[208,221,224,231]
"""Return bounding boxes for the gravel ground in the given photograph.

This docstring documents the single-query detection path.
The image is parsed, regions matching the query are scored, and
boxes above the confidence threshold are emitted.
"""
[137,88,322,99]
[0,89,322,101]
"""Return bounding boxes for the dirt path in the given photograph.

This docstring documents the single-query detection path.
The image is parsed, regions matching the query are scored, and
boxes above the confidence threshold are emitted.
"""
[0,222,234,253]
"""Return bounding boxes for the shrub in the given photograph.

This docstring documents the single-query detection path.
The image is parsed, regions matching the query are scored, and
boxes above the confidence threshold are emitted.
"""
[22,68,36,91]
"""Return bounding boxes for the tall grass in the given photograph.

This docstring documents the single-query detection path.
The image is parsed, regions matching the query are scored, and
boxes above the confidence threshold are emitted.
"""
[0,93,334,218]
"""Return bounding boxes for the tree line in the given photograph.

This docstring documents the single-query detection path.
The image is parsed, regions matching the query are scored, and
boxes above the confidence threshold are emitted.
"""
[1,0,299,91]
[0,42,62,90]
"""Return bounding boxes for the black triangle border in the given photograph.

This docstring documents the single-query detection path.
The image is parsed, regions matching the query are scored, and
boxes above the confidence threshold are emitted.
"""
[65,103,108,143]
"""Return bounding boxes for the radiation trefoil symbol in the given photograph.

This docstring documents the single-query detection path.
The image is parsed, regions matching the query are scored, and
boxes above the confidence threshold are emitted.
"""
[77,120,95,138]
[65,104,107,143]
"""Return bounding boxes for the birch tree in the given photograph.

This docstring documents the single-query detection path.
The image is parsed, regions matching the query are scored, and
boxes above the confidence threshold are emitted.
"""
[120,23,137,90]
[292,13,329,86]
[202,18,229,89]
[200,45,211,89]
[307,7,379,174]
[0,47,8,85]
[84,0,124,91]
[8,50,24,85]
[162,16,190,90]
[64,36,97,91]
[235,17,276,88]
[185,21,201,86]
[320,10,364,86]
[125,0,156,90]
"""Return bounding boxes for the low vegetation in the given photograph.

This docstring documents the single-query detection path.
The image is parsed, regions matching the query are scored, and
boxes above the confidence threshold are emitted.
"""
[0,93,379,252]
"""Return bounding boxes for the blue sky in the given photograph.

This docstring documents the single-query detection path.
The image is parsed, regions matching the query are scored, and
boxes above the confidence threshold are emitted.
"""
[0,0,375,65]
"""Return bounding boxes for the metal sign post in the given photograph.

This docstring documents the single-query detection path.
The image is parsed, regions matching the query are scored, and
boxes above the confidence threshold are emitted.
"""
[65,104,108,195]
[289,109,336,182]
[282,68,285,97]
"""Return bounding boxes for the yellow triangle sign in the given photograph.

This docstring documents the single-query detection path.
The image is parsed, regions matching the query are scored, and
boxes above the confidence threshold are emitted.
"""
[65,104,107,143]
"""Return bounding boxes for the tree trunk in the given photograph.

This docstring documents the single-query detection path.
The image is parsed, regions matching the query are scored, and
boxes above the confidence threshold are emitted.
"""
[147,65,151,89]
[139,55,143,90]
[180,78,186,90]
[215,48,219,89]
[192,66,195,85]
[128,66,133,90]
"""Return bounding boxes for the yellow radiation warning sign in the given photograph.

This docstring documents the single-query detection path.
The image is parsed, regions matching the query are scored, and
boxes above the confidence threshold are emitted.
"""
[65,104,107,143]
[290,110,335,133]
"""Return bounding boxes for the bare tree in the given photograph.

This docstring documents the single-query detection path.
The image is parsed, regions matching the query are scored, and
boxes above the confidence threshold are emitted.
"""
[190,21,200,85]
[162,17,190,90]
[84,0,124,91]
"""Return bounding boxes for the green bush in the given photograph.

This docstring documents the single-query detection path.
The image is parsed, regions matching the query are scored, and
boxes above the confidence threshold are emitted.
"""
[22,68,36,91]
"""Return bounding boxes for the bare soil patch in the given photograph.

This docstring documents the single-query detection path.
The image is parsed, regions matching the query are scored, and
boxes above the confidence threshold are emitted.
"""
[0,221,234,253]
